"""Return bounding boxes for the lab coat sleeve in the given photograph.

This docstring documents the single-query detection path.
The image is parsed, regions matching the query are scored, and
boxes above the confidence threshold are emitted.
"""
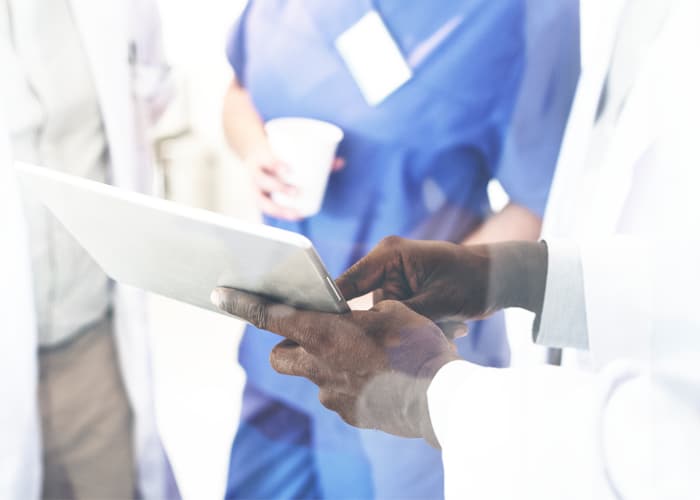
[580,236,655,367]
[428,360,600,500]
[428,360,700,499]
[428,237,700,499]
[535,235,690,361]
[534,239,589,349]
[584,234,700,362]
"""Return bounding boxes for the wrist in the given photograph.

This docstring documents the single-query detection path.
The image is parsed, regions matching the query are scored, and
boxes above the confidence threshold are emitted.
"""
[241,141,272,164]
[412,352,461,449]
[490,241,548,313]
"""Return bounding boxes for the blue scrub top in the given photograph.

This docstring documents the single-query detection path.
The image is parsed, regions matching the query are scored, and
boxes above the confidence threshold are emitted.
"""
[226,0,580,496]
[228,0,532,410]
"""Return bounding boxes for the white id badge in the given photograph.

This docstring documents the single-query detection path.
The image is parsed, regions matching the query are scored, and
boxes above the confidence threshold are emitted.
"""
[335,11,413,106]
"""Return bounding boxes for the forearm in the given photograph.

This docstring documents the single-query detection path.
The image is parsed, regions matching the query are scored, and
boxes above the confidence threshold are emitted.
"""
[486,241,548,314]
[222,79,268,159]
[463,202,542,245]
[459,203,547,314]
[446,240,548,317]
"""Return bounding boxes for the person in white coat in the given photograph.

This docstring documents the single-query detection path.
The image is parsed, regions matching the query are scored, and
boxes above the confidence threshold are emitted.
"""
[209,0,700,498]
[0,0,178,498]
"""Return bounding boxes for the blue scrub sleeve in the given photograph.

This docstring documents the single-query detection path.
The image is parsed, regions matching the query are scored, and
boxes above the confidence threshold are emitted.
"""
[226,2,253,85]
[494,0,580,217]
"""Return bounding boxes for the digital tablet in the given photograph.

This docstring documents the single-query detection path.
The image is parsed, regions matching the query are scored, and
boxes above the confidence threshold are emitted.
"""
[15,162,349,316]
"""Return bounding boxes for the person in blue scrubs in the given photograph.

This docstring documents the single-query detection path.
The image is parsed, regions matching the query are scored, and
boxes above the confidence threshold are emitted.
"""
[222,1,579,498]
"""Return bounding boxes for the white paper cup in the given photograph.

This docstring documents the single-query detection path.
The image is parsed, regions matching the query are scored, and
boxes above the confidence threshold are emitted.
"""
[265,117,344,217]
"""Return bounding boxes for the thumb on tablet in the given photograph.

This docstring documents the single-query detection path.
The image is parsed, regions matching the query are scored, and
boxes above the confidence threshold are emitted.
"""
[336,251,388,301]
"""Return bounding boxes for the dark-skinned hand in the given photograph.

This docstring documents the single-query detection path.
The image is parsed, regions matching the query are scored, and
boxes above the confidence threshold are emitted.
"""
[211,288,461,448]
[336,236,548,323]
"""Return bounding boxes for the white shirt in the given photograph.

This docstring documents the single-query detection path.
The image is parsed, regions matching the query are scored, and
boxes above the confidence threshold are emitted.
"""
[4,0,112,346]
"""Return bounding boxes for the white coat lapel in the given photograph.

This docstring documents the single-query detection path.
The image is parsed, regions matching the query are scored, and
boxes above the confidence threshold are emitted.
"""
[583,65,656,236]
[542,0,626,238]
[583,3,673,237]
[69,0,139,190]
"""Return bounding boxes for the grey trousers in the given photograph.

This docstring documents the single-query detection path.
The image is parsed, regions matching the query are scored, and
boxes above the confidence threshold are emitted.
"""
[39,317,136,500]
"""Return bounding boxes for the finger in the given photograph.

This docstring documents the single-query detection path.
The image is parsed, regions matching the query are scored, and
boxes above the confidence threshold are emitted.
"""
[373,287,408,304]
[331,157,346,172]
[256,191,303,221]
[270,341,330,386]
[318,389,361,428]
[401,293,437,319]
[253,168,297,196]
[336,236,409,300]
[211,288,336,354]
[244,149,289,174]
[372,289,386,305]
[370,299,438,342]
[370,298,409,314]
[435,320,469,340]
[264,159,291,176]
[336,250,393,301]
[402,290,466,322]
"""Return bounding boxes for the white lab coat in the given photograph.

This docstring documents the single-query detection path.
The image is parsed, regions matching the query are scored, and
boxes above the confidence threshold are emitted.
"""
[0,1,178,498]
[428,0,700,498]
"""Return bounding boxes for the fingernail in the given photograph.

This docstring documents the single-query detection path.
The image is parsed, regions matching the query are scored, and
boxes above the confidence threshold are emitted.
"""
[210,289,222,309]
[454,325,469,339]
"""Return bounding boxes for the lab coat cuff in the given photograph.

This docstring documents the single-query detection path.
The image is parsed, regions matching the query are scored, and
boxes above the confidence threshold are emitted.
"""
[426,360,480,448]
[580,237,652,366]
[535,239,589,349]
